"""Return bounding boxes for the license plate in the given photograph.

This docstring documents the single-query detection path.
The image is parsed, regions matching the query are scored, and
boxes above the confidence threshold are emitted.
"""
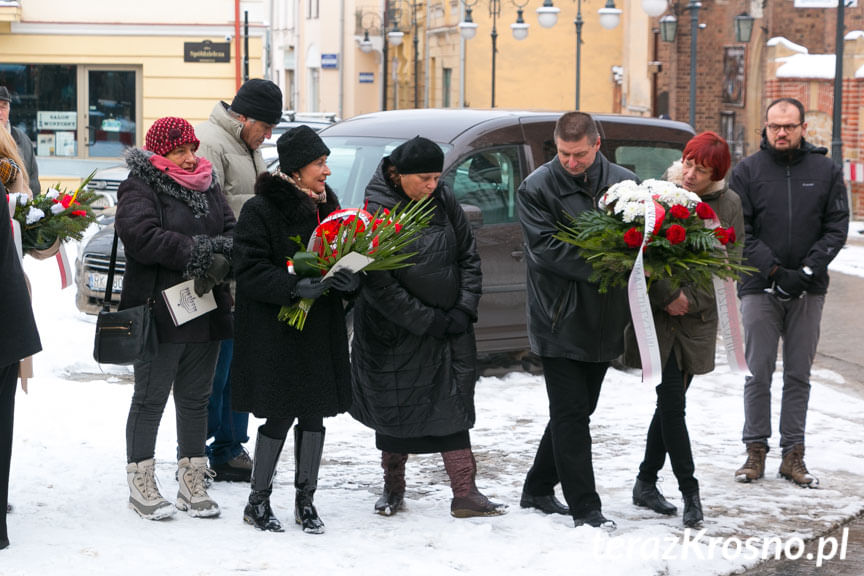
[88,272,124,293]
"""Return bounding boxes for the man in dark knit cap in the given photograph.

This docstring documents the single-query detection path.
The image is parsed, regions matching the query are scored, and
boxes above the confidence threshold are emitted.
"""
[194,78,283,483]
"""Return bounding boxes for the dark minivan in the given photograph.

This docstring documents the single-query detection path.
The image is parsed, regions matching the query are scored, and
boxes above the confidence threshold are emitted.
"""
[315,109,694,355]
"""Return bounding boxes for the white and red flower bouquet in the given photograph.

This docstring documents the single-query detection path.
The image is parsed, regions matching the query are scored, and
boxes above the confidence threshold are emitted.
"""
[278,196,435,330]
[9,170,98,255]
[554,179,751,294]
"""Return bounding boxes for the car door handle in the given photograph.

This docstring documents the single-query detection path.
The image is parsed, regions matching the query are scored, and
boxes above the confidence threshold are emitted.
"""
[510,250,524,260]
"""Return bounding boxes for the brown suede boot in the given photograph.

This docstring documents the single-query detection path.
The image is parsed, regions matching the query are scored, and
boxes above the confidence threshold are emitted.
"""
[442,448,508,518]
[779,445,819,488]
[375,452,407,516]
[734,442,767,483]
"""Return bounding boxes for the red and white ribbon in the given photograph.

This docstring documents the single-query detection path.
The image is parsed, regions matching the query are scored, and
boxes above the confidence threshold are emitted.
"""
[56,242,73,289]
[703,215,747,373]
[628,199,663,385]
[8,195,23,261]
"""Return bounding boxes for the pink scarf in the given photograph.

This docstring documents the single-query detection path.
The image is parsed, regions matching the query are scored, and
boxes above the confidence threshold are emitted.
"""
[149,154,214,192]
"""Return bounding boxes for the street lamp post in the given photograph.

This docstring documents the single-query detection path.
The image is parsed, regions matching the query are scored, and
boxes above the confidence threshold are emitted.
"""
[832,0,846,166]
[535,0,621,111]
[387,1,422,109]
[459,1,530,108]
[686,1,701,128]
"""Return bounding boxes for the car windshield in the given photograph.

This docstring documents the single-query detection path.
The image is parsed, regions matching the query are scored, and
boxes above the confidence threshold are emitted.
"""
[319,136,452,208]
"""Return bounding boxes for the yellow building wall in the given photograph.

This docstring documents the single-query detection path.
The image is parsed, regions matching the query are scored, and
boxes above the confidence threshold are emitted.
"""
[462,0,623,112]
[0,33,263,143]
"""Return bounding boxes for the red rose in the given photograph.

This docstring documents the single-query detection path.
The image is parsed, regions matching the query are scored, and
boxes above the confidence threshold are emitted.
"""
[714,227,730,245]
[394,222,403,234]
[669,204,690,220]
[666,224,686,245]
[623,227,643,248]
[727,227,736,244]
[695,202,717,221]
[71,210,87,217]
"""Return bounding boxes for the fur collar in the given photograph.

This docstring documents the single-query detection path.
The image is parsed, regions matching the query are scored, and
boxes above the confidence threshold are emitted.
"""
[124,148,215,218]
[665,160,725,196]
[254,171,340,226]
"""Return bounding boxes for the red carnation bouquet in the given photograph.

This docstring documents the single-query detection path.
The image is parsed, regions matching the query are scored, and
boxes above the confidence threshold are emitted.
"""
[278,196,435,329]
[554,179,752,293]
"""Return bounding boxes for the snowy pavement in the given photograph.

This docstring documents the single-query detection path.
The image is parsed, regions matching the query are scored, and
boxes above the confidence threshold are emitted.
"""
[2,227,863,576]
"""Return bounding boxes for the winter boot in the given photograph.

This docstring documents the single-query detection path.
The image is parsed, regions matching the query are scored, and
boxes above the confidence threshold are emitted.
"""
[126,458,175,520]
[779,445,819,488]
[176,457,220,518]
[734,442,768,483]
[375,451,407,516]
[212,449,253,483]
[682,487,704,527]
[632,478,677,516]
[244,431,287,532]
[294,426,326,534]
[442,448,508,518]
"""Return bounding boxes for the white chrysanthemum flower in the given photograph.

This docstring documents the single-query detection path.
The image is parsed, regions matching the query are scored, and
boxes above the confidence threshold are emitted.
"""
[600,179,640,209]
[45,188,61,199]
[50,203,66,215]
[621,202,646,223]
[25,206,46,225]
[9,193,28,206]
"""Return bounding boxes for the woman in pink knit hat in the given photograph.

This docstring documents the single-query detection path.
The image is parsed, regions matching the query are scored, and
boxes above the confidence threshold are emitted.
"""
[114,117,235,521]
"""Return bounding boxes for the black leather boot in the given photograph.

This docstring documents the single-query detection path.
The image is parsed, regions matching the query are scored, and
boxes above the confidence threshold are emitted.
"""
[632,478,677,516]
[243,431,286,532]
[294,426,326,534]
[682,488,704,527]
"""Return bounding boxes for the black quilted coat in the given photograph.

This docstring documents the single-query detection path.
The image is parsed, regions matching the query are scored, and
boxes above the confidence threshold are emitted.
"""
[230,172,352,419]
[350,161,482,438]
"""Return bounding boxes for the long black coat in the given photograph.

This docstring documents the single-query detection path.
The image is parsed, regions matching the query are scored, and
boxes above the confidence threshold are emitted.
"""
[350,162,482,438]
[115,148,234,344]
[1,183,41,368]
[230,172,352,420]
[516,152,636,361]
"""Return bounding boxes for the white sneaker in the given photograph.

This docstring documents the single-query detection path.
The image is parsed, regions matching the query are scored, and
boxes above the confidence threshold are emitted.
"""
[176,457,220,518]
[127,459,175,520]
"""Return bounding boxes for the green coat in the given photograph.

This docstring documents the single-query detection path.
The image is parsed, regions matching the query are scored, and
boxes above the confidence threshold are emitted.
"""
[623,162,745,375]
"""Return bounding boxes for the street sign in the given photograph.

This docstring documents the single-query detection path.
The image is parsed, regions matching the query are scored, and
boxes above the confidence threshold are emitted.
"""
[794,0,858,7]
[359,72,374,83]
[321,54,339,69]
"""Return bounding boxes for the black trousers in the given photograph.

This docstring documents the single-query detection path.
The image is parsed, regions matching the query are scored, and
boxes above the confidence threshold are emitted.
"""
[1,362,19,543]
[637,353,697,494]
[523,357,608,517]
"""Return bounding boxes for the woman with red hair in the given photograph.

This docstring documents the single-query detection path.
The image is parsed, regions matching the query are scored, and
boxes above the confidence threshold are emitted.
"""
[623,131,744,528]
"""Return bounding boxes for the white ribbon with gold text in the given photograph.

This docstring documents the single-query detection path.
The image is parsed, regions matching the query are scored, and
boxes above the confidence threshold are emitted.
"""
[628,199,663,385]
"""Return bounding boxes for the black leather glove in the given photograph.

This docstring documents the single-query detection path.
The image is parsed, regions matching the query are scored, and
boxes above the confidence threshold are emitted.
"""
[445,308,471,334]
[194,276,216,297]
[428,309,449,340]
[329,268,361,293]
[773,266,812,300]
[206,254,231,283]
[294,277,330,299]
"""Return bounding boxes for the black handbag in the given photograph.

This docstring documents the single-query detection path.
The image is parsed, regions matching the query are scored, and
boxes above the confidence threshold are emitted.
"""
[93,231,159,365]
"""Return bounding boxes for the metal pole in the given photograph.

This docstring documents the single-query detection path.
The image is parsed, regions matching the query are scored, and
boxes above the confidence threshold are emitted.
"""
[831,0,845,165]
[687,1,700,129]
[491,0,499,108]
[575,0,583,110]
[413,1,419,108]
[383,2,390,111]
[243,10,249,82]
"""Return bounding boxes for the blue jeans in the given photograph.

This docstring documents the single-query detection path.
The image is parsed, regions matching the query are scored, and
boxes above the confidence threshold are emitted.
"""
[206,339,249,466]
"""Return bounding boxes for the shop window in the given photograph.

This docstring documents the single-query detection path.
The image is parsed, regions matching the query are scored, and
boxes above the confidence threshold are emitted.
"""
[0,64,76,157]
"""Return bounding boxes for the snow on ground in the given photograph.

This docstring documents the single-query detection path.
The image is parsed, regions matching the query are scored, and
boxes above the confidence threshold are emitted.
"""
[2,228,864,576]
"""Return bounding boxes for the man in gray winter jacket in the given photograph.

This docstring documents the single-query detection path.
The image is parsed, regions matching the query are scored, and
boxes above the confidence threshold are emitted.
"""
[516,112,636,531]
[195,78,283,483]
[731,97,848,488]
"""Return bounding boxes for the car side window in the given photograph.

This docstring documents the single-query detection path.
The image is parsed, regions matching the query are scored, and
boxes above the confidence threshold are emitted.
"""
[446,147,521,225]
[612,145,684,180]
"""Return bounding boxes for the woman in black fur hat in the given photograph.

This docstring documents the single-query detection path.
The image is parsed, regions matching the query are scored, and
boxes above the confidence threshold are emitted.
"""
[115,117,235,521]
[231,125,359,535]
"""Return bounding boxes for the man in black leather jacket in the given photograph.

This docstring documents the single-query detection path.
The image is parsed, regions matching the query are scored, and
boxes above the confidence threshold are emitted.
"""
[516,112,636,530]
[730,98,848,488]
